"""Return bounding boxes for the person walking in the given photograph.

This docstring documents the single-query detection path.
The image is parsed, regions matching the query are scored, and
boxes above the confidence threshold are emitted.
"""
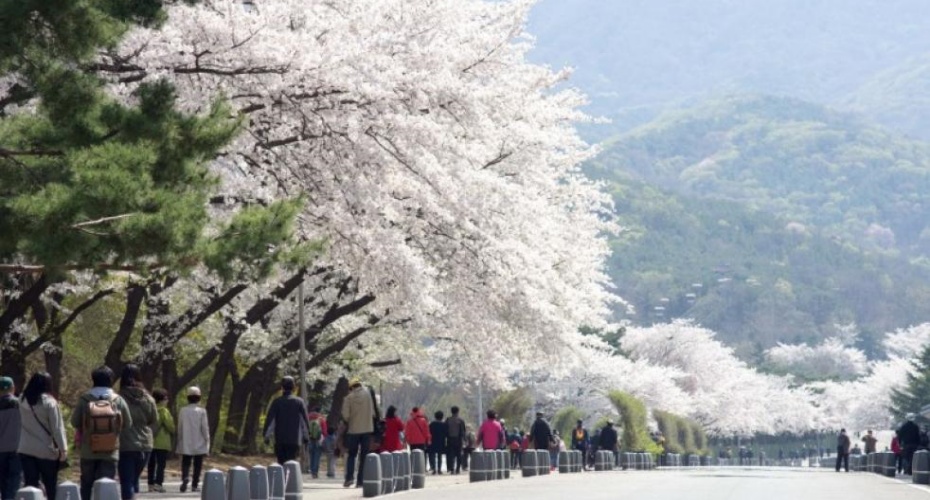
[476,410,504,450]
[570,420,590,470]
[71,366,133,500]
[263,376,310,465]
[899,413,921,475]
[893,435,903,474]
[445,406,466,474]
[428,410,447,474]
[118,365,157,500]
[529,412,552,451]
[341,378,374,488]
[379,406,404,453]
[835,428,851,472]
[0,376,22,500]
[18,372,68,500]
[176,386,210,493]
[306,406,328,478]
[404,407,431,452]
[862,430,877,455]
[599,420,619,467]
[147,388,175,493]
[463,427,476,471]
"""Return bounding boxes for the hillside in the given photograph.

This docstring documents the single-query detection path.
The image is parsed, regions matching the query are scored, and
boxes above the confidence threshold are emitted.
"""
[590,96,930,357]
[843,54,930,141]
[594,95,930,260]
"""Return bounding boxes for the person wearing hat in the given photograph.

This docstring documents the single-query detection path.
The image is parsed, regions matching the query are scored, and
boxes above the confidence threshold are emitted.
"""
[341,378,374,488]
[0,376,22,500]
[263,376,310,465]
[598,420,619,467]
[529,412,552,452]
[176,386,210,492]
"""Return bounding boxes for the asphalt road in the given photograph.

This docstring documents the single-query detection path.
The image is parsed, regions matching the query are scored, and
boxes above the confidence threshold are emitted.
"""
[143,467,930,500]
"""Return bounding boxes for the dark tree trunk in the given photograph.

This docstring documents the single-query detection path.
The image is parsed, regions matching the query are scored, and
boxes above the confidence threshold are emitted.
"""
[241,365,278,455]
[44,335,63,396]
[205,324,242,446]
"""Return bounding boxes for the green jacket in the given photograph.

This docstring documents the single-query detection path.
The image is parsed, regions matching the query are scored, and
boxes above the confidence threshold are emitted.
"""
[119,386,157,452]
[70,388,133,461]
[153,404,175,451]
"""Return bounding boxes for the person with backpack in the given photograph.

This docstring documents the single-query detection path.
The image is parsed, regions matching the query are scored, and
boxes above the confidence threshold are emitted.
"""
[306,406,328,478]
[508,429,523,469]
[71,365,133,500]
[118,365,157,500]
[176,386,210,492]
[570,420,590,471]
[445,406,467,474]
[18,372,68,500]
[263,376,310,466]
[146,388,175,493]
[0,376,22,500]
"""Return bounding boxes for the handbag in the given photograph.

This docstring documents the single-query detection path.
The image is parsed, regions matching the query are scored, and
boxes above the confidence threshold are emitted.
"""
[29,402,69,469]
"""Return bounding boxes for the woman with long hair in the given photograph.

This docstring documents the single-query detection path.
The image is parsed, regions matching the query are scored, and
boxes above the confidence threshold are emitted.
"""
[17,372,67,500]
[379,406,405,453]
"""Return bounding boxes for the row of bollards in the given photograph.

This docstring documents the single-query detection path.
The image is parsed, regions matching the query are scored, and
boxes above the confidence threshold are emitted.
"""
[518,449,554,478]
[469,449,516,483]
[847,451,901,479]
[557,450,584,473]
[363,449,422,498]
[14,462,302,500]
[622,452,656,470]
[594,450,616,471]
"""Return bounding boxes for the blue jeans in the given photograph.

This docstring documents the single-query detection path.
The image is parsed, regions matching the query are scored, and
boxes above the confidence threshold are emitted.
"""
[118,451,149,500]
[0,452,22,500]
[308,439,323,476]
[345,433,371,486]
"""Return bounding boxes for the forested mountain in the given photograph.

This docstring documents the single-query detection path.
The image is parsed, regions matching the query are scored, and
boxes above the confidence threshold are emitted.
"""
[589,96,930,357]
[843,54,930,140]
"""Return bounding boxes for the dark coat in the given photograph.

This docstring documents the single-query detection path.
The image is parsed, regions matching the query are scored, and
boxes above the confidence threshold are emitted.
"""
[898,420,921,447]
[529,418,552,450]
[599,425,619,451]
[428,420,448,453]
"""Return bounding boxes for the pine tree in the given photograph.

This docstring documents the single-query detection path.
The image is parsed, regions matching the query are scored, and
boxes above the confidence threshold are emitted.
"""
[889,345,930,422]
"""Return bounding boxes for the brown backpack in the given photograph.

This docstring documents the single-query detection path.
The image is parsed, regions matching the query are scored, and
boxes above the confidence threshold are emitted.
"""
[84,395,123,453]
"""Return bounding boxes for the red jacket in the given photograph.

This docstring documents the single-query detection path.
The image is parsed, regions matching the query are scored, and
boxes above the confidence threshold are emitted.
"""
[892,436,902,454]
[308,411,329,437]
[404,409,431,446]
[380,416,405,452]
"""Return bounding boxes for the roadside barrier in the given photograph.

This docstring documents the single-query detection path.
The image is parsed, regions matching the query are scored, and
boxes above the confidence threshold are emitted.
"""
[250,465,269,500]
[380,452,394,495]
[283,461,302,500]
[914,451,929,484]
[537,450,549,475]
[363,453,382,498]
[267,464,285,500]
[92,478,119,500]
[470,450,486,482]
[558,451,570,473]
[411,449,426,489]
[228,467,249,500]
[202,470,226,500]
[55,482,79,500]
[522,448,537,477]
[15,487,44,500]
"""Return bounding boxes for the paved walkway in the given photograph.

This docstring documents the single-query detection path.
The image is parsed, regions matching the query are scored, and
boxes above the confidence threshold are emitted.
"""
[140,467,930,500]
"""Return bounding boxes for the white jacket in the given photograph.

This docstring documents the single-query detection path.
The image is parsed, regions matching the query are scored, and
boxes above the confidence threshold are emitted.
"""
[176,404,210,455]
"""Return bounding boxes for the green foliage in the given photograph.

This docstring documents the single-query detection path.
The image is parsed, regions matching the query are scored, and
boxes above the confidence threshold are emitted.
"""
[607,390,661,454]
[588,96,930,353]
[489,388,533,431]
[654,409,707,455]
[653,410,682,454]
[890,345,930,423]
[0,1,302,280]
[553,406,585,444]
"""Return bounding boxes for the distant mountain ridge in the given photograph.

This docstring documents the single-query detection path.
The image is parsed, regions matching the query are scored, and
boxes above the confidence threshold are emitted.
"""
[588,95,930,357]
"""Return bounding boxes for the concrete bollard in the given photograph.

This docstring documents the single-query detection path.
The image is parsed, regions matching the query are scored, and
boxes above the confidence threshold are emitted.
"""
[403,450,413,490]
[91,478,119,500]
[497,450,510,481]
[200,469,226,500]
[594,451,605,471]
[267,464,285,500]
[249,466,270,500]
[392,451,404,491]
[228,467,249,500]
[470,450,486,482]
[522,448,537,477]
[363,453,382,498]
[379,452,394,495]
[283,461,302,500]
[540,450,551,475]
[55,482,80,500]
[558,450,569,473]
[15,487,45,500]
[489,450,500,481]
[883,452,897,478]
[504,450,511,479]
[411,449,426,489]
[914,451,930,484]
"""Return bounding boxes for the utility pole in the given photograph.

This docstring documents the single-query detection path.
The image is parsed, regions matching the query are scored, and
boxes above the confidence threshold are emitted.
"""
[298,281,308,401]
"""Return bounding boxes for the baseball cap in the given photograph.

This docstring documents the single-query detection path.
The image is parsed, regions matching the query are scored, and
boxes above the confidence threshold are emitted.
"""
[0,377,12,391]
[188,386,202,397]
